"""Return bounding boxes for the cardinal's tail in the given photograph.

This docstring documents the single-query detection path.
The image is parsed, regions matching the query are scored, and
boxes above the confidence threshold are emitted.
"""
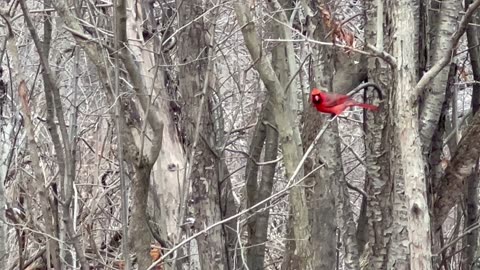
[352,103,378,111]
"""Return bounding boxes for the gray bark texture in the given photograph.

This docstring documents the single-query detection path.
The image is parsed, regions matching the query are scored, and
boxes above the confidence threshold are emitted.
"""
[433,105,480,228]
[245,100,278,270]
[419,0,462,148]
[463,2,480,268]
[302,2,342,270]
[392,1,432,269]
[363,1,395,268]
[176,1,227,269]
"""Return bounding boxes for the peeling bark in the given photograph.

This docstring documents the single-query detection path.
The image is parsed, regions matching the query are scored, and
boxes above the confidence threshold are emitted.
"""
[392,1,432,269]
[433,108,480,228]
[419,0,462,148]
[363,0,395,268]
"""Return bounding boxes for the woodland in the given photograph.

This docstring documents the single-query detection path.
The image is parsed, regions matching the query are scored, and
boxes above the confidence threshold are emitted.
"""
[0,0,480,270]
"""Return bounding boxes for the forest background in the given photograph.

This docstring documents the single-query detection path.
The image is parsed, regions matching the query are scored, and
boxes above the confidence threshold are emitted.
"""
[0,0,478,270]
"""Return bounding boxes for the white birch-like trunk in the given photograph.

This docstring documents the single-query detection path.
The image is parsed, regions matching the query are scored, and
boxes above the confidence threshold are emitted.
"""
[0,122,12,267]
[125,0,185,240]
[392,1,432,269]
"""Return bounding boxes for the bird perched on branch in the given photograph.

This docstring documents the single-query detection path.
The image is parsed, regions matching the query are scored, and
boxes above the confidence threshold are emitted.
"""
[310,82,383,116]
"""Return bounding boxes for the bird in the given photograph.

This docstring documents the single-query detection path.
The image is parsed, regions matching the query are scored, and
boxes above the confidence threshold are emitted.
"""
[310,88,379,116]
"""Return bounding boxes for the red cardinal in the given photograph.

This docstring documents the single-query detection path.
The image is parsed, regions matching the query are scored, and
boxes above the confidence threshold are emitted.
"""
[311,88,378,116]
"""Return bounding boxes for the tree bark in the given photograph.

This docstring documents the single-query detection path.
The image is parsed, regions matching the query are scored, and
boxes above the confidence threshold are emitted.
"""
[301,2,339,269]
[363,1,395,268]
[0,75,10,270]
[304,1,362,269]
[245,101,278,270]
[392,1,432,269]
[419,0,462,148]
[463,3,480,267]
[140,0,186,246]
[176,1,227,269]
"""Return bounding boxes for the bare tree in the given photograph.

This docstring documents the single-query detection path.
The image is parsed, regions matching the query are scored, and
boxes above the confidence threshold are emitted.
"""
[51,0,165,268]
[3,1,480,270]
[234,2,312,269]
[175,0,230,269]
[0,57,11,270]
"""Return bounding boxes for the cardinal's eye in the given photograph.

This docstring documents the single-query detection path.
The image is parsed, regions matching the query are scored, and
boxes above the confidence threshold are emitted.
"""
[313,95,321,103]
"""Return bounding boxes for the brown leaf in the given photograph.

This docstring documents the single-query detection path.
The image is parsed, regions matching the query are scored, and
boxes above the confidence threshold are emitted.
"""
[18,80,31,117]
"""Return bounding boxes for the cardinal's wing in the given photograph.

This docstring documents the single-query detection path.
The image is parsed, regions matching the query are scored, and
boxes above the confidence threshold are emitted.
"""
[321,92,351,107]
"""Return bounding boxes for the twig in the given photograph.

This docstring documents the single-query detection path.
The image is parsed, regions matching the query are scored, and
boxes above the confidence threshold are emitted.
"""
[9,247,46,270]
[287,116,337,185]
[283,53,311,94]
[346,181,367,198]
[434,222,480,256]
[365,43,397,68]
[113,0,130,268]
[262,9,397,68]
[265,37,396,67]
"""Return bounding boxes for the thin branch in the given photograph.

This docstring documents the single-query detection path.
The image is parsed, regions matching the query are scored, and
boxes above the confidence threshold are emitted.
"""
[346,181,367,198]
[62,25,116,54]
[284,53,311,94]
[365,43,397,68]
[265,37,396,67]
[287,116,337,185]
[434,222,480,256]
[113,0,130,268]
[263,7,397,68]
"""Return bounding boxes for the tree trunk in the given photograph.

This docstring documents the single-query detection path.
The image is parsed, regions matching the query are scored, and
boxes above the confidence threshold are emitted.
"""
[234,3,311,269]
[363,1,395,268]
[0,96,10,269]
[419,0,462,148]
[301,2,338,268]
[245,99,278,270]
[463,2,480,267]
[176,1,227,269]
[392,1,432,269]
[131,166,155,269]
